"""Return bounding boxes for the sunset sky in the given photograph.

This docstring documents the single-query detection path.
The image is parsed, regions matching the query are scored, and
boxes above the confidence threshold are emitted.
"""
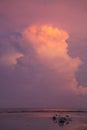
[0,0,87,108]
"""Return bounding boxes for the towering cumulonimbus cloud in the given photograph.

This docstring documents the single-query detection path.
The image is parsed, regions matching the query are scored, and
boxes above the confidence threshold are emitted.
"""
[23,24,87,94]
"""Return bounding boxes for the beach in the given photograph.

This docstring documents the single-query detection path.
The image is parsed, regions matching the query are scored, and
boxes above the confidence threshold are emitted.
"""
[0,108,87,130]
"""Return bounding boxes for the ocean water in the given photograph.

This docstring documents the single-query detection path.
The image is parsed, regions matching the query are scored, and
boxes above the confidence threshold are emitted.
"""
[0,108,87,130]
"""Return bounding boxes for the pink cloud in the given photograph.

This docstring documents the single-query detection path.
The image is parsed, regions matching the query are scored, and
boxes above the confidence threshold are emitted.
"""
[0,47,24,66]
[23,24,87,95]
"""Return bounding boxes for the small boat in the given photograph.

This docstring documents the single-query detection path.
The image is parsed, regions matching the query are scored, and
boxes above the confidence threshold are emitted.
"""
[52,114,72,123]
[52,113,72,127]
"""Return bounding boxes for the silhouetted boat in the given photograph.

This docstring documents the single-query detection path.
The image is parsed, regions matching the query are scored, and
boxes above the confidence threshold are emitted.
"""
[52,114,72,123]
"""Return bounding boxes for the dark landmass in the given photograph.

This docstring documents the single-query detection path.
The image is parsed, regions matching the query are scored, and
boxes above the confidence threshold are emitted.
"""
[0,108,87,114]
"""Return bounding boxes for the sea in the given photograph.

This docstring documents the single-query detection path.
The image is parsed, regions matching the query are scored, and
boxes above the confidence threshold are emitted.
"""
[0,108,87,130]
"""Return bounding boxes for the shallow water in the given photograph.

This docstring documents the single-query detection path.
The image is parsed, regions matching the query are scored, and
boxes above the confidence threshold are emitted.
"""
[0,111,87,130]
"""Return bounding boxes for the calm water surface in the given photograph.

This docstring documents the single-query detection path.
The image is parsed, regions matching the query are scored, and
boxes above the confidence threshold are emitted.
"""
[0,110,87,130]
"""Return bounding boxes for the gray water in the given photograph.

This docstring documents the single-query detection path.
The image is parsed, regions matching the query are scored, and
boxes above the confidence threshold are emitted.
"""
[0,108,87,130]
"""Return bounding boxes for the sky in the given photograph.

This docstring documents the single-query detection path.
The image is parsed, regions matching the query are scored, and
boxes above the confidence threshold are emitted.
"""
[0,0,87,108]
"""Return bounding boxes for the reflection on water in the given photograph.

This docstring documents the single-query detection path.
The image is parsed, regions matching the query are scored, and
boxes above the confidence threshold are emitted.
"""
[53,119,71,127]
[52,117,72,127]
[0,112,87,130]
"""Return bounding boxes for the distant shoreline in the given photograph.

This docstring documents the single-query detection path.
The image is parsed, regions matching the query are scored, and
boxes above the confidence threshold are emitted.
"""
[0,109,87,114]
